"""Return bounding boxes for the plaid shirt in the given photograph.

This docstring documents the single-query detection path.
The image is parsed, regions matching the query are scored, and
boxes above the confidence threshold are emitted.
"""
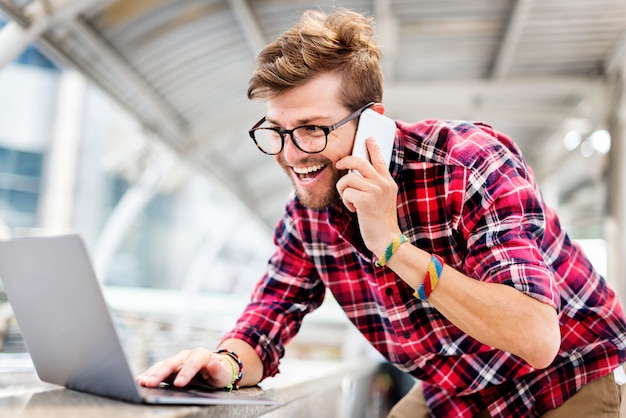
[223,119,626,417]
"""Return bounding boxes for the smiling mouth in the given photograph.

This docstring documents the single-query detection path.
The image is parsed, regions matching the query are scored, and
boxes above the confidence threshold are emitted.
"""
[292,163,326,181]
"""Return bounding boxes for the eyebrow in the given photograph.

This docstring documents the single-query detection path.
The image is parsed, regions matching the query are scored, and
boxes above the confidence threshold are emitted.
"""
[265,114,333,127]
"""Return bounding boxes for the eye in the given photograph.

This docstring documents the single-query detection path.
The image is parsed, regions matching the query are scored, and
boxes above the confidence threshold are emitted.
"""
[299,125,326,137]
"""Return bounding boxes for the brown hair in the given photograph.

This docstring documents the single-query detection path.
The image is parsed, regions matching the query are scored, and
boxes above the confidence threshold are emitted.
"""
[247,8,383,112]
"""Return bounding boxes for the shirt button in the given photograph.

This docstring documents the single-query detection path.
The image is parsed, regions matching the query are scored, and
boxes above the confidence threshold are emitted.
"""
[385,288,393,296]
[403,332,411,339]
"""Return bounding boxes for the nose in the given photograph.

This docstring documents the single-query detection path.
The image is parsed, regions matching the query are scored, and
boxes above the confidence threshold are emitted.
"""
[281,132,307,163]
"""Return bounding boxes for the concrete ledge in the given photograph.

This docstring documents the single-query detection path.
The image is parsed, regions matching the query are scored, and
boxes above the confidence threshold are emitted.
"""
[0,358,385,417]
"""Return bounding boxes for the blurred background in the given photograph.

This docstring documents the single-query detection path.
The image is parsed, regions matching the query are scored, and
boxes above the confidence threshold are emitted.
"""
[0,0,625,414]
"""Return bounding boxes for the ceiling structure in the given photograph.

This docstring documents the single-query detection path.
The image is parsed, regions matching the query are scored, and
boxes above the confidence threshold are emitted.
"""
[1,0,626,230]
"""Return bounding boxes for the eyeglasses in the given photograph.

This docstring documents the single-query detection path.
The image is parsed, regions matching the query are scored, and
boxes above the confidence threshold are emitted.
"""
[248,102,375,155]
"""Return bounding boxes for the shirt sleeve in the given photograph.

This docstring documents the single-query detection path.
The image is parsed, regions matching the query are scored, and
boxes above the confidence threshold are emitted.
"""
[455,125,560,309]
[220,204,326,379]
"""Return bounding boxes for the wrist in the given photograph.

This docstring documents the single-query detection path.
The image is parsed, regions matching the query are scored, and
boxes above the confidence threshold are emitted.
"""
[371,230,402,258]
[215,349,243,390]
[374,233,408,267]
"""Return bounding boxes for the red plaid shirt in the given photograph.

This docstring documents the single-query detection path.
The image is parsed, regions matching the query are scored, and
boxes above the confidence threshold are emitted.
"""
[223,119,626,417]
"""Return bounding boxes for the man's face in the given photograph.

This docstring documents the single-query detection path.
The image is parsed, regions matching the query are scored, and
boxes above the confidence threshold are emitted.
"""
[265,73,357,209]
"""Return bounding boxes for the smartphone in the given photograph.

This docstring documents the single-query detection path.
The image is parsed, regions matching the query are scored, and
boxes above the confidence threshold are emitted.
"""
[351,108,396,171]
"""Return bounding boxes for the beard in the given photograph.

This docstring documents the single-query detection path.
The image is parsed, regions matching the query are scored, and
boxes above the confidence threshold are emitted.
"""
[278,156,346,210]
[292,174,342,209]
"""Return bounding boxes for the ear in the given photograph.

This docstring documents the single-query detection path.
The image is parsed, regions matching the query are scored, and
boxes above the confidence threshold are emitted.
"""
[369,102,386,115]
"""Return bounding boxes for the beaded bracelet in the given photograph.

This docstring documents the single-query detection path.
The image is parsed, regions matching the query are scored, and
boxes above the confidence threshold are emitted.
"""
[414,254,444,300]
[216,349,243,390]
[375,234,408,267]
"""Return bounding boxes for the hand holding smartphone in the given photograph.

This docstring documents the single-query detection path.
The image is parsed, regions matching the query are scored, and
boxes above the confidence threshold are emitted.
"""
[351,108,396,171]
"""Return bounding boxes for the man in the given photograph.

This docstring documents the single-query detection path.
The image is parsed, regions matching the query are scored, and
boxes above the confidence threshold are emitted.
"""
[137,8,626,417]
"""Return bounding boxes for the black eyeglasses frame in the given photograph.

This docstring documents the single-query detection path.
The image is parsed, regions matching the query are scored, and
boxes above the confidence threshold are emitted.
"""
[248,102,375,155]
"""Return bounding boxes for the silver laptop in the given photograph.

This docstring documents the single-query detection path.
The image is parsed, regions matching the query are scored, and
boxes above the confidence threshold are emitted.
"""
[0,234,280,406]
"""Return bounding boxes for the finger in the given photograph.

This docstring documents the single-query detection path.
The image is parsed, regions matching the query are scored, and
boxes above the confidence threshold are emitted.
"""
[172,348,213,387]
[365,138,387,172]
[137,360,182,387]
[336,174,367,212]
[336,154,373,176]
[136,349,194,387]
[340,186,363,213]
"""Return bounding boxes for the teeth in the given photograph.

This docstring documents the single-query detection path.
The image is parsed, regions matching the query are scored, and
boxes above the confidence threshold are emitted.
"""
[293,164,325,174]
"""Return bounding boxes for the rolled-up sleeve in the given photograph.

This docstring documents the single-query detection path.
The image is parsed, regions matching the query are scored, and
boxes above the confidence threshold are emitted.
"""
[221,208,326,379]
[458,136,559,309]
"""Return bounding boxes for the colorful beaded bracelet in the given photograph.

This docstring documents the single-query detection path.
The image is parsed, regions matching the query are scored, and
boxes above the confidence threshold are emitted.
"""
[216,349,243,390]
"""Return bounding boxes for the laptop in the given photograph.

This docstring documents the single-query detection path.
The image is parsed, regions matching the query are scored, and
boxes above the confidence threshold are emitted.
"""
[0,234,281,406]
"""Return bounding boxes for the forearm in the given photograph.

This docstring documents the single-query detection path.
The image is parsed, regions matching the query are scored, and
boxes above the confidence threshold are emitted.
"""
[217,338,264,387]
[386,243,561,369]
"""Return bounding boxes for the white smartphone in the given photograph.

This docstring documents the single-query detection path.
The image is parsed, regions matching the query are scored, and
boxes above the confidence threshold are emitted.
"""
[351,108,396,171]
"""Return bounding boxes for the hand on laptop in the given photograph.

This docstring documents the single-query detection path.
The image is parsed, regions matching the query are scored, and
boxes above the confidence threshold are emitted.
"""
[136,348,234,389]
